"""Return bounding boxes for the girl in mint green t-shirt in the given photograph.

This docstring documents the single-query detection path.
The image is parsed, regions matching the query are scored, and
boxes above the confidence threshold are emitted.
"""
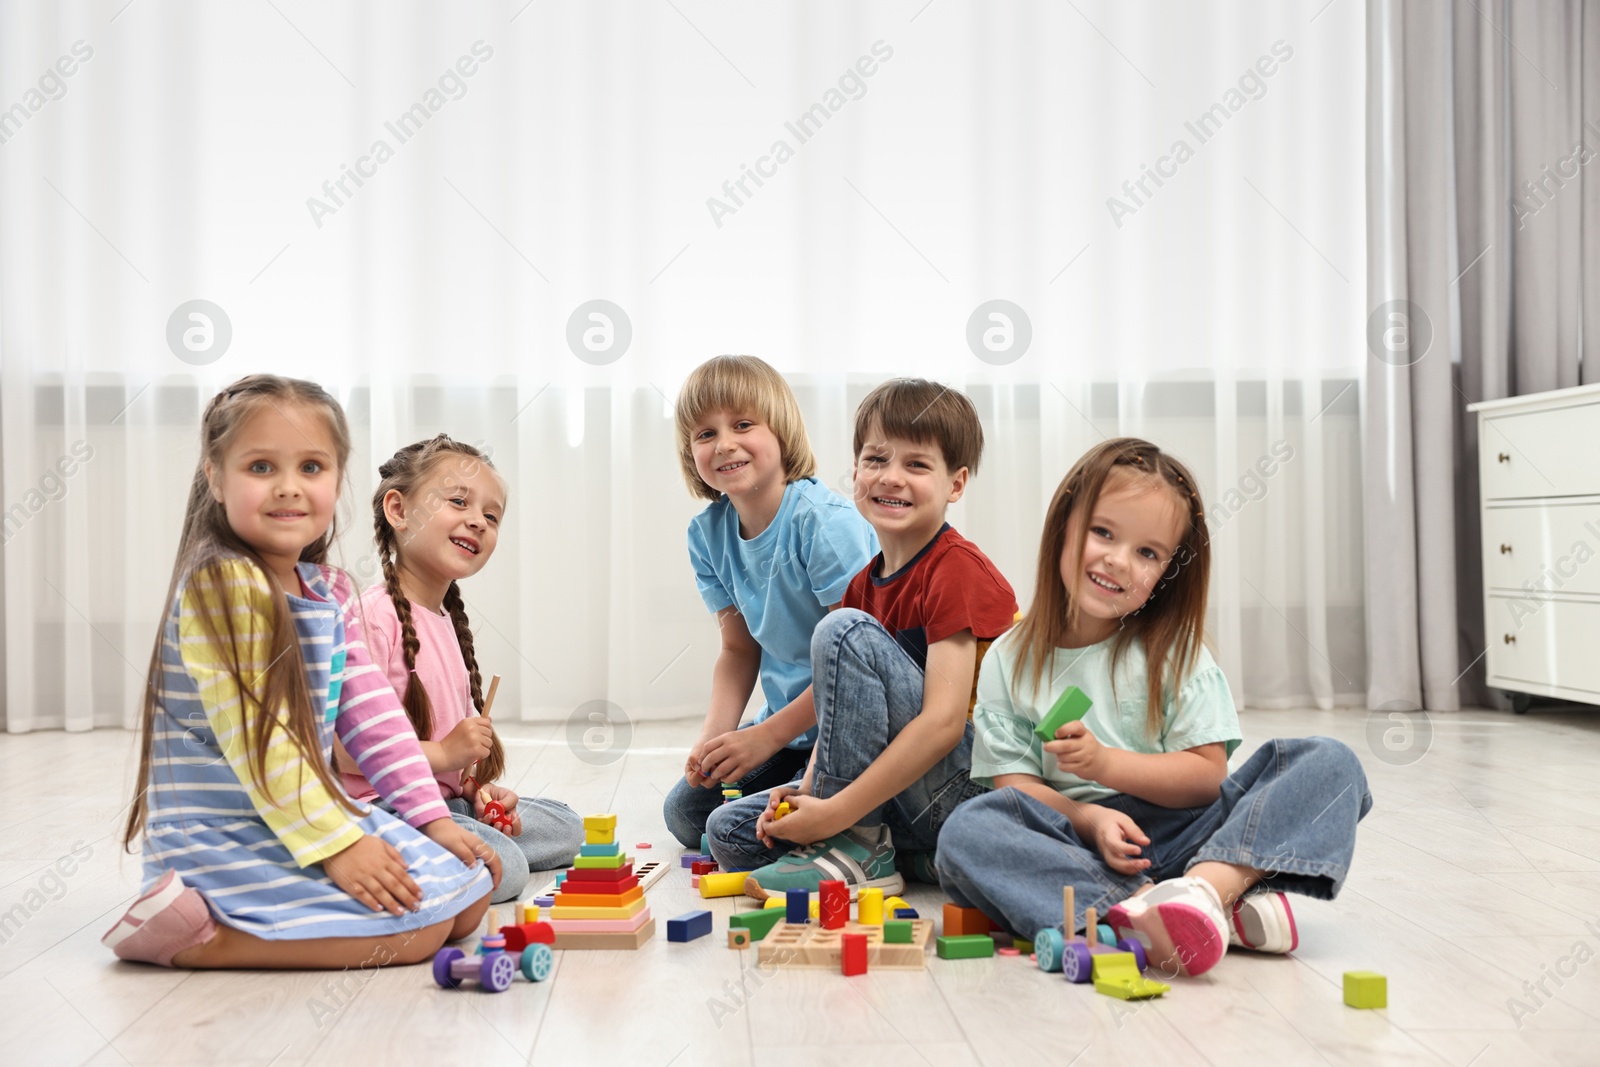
[937,438,1370,980]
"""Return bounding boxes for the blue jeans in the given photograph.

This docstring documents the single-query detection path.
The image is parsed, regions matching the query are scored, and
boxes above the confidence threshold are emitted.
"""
[662,723,812,848]
[707,608,988,872]
[379,794,584,904]
[936,736,1372,939]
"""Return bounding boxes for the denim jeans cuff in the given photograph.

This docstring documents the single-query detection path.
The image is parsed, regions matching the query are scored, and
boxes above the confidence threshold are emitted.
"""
[1184,847,1346,901]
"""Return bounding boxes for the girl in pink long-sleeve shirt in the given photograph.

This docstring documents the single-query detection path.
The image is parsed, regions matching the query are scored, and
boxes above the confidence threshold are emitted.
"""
[338,434,582,903]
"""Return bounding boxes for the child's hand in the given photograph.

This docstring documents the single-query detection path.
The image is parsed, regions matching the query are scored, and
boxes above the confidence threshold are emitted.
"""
[762,791,845,848]
[697,726,779,788]
[754,784,804,847]
[474,783,523,836]
[440,715,495,770]
[1085,807,1151,876]
[1043,721,1110,781]
[684,736,715,789]
[421,818,503,891]
[324,834,421,915]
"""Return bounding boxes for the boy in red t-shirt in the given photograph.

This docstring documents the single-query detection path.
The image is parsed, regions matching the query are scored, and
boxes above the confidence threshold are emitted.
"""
[705,379,1019,896]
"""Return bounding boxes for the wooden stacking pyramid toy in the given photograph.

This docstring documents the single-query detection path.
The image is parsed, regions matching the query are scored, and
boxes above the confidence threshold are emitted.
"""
[545,814,656,949]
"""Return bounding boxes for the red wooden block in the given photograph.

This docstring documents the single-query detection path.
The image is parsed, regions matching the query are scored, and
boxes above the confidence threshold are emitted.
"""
[943,903,992,937]
[691,860,717,876]
[819,879,848,930]
[841,932,868,976]
[563,863,635,883]
[499,921,556,952]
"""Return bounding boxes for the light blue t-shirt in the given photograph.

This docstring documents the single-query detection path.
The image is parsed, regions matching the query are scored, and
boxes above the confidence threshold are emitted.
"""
[971,627,1242,802]
[686,477,879,750]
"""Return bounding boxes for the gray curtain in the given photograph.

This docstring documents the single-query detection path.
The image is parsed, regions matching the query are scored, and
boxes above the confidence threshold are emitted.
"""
[1365,0,1600,711]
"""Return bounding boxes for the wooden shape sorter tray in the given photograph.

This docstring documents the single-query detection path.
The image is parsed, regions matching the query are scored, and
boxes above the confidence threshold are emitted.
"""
[757,920,934,971]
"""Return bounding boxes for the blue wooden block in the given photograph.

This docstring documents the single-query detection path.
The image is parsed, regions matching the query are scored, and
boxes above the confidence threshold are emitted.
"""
[667,909,713,943]
[893,907,919,919]
[581,842,622,857]
[785,888,809,924]
[701,833,710,856]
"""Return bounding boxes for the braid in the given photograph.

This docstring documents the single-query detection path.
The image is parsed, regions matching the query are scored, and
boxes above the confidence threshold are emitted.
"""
[376,520,436,742]
[443,580,505,784]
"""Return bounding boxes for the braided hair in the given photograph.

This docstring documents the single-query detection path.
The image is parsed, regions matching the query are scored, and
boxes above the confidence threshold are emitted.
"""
[370,435,506,786]
[1011,437,1210,739]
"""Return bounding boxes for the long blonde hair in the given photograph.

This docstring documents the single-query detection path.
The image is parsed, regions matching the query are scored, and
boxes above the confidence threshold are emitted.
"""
[124,375,358,849]
[370,435,506,785]
[1011,438,1210,738]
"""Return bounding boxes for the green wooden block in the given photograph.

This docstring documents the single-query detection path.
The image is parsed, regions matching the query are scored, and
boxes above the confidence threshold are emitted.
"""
[1034,686,1092,742]
[574,853,627,869]
[729,908,786,941]
[1013,937,1034,954]
[883,919,913,944]
[579,842,622,857]
[936,934,995,960]
[1343,970,1387,1009]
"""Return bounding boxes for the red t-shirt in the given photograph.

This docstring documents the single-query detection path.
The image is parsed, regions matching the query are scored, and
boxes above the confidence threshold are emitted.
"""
[842,524,1018,715]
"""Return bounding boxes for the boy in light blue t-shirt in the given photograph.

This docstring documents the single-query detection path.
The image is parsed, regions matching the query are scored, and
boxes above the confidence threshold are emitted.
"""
[663,356,878,849]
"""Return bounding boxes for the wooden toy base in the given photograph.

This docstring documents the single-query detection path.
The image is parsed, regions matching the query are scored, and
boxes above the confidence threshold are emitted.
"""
[757,919,933,971]
[550,917,656,950]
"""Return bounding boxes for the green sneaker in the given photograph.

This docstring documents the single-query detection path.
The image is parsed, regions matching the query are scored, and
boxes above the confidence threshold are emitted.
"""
[743,825,905,901]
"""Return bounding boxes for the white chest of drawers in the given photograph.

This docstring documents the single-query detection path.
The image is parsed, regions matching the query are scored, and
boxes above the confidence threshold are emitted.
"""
[1469,384,1600,712]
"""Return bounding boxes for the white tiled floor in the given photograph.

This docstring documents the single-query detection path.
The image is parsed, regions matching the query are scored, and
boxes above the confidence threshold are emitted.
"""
[4,706,1599,1066]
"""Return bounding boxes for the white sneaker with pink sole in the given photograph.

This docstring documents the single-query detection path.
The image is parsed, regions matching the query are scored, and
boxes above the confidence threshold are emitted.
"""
[1106,876,1228,977]
[1229,889,1299,953]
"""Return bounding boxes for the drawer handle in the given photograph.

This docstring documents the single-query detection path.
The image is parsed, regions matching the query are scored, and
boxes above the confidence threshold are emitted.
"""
[1504,633,1516,644]
[1500,543,1512,554]
[1498,452,1510,463]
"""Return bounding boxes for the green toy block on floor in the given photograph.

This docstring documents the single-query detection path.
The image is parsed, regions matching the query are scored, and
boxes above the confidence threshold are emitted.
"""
[1034,686,1092,743]
[1091,951,1169,1000]
[1014,937,1034,954]
[937,934,995,960]
[728,908,786,941]
[1343,971,1387,1009]
[883,919,913,944]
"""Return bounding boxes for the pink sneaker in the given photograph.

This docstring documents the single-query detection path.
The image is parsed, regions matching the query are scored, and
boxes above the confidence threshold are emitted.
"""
[101,869,216,966]
[1106,876,1227,978]
[1229,890,1298,953]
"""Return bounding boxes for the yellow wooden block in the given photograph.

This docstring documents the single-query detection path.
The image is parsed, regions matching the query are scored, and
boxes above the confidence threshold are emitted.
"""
[584,828,615,846]
[583,814,618,833]
[858,888,884,925]
[548,896,647,921]
[699,871,748,899]
[521,903,540,924]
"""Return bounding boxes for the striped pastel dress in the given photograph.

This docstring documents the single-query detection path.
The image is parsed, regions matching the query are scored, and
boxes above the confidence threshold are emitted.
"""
[140,557,490,939]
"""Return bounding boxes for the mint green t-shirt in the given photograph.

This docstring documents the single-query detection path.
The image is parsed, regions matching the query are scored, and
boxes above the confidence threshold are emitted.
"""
[970,627,1242,803]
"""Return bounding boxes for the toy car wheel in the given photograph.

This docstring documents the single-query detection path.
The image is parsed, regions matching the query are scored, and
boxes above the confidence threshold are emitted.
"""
[1034,928,1065,973]
[521,943,554,982]
[432,947,465,989]
[481,951,516,993]
[1062,942,1094,984]
[1116,937,1148,972]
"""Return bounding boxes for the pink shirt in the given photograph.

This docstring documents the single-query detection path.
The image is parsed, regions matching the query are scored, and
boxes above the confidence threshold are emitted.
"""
[344,585,478,803]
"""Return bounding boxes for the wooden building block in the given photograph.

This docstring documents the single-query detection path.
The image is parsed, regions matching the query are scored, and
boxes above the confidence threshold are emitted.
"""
[936,934,996,959]
[841,932,867,976]
[1344,971,1387,1009]
[942,903,992,937]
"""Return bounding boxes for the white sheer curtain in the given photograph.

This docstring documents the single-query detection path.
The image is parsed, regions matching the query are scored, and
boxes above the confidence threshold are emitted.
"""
[0,0,1365,733]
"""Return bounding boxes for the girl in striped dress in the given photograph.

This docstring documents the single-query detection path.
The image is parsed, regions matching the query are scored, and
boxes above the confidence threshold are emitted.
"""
[103,375,499,968]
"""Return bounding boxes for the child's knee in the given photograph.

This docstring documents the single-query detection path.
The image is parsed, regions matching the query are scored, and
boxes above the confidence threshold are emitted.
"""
[810,606,873,658]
